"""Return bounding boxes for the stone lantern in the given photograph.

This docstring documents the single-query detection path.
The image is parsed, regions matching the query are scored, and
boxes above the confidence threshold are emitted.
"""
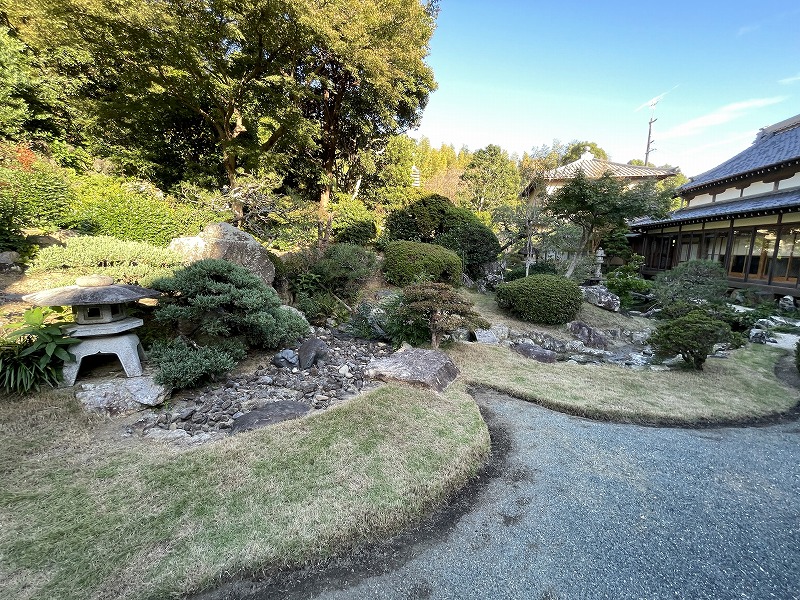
[22,275,160,386]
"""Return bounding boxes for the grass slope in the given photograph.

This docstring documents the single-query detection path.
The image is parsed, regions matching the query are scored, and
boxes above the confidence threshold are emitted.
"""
[0,384,489,600]
[451,342,798,425]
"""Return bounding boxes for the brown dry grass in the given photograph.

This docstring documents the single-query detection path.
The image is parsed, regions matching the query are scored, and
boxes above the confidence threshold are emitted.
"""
[0,384,488,600]
[450,342,798,425]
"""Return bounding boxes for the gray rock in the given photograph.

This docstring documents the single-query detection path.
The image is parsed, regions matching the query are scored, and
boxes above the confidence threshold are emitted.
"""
[581,285,621,312]
[297,337,329,369]
[755,318,777,329]
[365,349,459,392]
[76,375,170,414]
[473,328,500,344]
[230,400,310,433]
[169,222,276,287]
[489,323,510,340]
[567,321,609,350]
[511,343,557,363]
[779,295,795,311]
[749,328,770,344]
[0,250,20,265]
[630,329,652,345]
[272,348,299,368]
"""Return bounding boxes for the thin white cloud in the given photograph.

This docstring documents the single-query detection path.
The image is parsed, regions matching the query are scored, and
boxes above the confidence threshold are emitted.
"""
[659,97,787,140]
[634,85,680,112]
[737,24,759,36]
[778,73,800,85]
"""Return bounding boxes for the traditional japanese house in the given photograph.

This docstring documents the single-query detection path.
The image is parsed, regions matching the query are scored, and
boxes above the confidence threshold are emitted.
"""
[630,113,800,297]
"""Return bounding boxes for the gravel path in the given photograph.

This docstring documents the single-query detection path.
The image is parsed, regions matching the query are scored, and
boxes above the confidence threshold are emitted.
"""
[228,389,800,600]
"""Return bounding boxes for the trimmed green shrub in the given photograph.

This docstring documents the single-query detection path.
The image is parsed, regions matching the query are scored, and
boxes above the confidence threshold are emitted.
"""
[495,274,583,325]
[434,219,501,279]
[652,259,729,306]
[385,195,500,278]
[29,236,184,286]
[334,220,377,245]
[0,163,73,229]
[65,174,224,246]
[149,338,246,389]
[385,193,453,242]
[152,259,309,350]
[649,310,733,370]
[311,243,379,301]
[383,240,462,287]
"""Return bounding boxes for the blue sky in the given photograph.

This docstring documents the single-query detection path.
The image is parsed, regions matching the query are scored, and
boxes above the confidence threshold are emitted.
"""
[411,1,800,177]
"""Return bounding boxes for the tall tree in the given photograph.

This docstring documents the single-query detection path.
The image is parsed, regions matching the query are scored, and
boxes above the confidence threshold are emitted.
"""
[545,171,669,278]
[7,0,437,237]
[460,144,520,213]
[562,141,608,164]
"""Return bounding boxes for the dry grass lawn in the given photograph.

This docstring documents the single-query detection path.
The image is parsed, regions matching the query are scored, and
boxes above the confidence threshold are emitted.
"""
[451,342,798,425]
[0,384,489,600]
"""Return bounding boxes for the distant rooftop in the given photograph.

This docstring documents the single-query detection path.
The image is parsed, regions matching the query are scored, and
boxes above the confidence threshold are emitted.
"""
[543,149,679,182]
[679,113,800,195]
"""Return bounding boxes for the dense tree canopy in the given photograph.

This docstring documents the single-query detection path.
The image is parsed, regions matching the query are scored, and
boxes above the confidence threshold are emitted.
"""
[4,0,437,233]
[562,141,608,163]
[545,171,670,277]
[460,144,520,213]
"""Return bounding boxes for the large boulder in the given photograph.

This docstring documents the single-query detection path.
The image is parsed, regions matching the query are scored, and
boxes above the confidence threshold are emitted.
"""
[567,321,609,350]
[581,285,620,312]
[365,348,459,392]
[169,222,275,287]
[76,375,170,414]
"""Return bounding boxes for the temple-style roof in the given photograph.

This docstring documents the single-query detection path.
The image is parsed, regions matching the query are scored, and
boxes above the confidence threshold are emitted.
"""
[542,150,679,184]
[631,188,800,230]
[679,113,800,195]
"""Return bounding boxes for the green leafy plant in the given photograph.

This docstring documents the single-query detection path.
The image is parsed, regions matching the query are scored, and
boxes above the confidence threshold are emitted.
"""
[152,259,309,350]
[649,310,733,370]
[503,261,558,282]
[29,235,184,286]
[434,220,501,279]
[383,240,462,286]
[395,282,489,348]
[495,274,583,325]
[652,259,729,307]
[604,254,651,309]
[149,338,246,389]
[64,173,224,245]
[0,307,79,394]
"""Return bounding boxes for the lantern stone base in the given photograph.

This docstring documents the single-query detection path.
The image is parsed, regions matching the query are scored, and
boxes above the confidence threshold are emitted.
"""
[62,333,147,387]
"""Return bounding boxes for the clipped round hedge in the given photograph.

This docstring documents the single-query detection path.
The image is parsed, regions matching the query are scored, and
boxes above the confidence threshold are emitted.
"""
[383,240,462,286]
[495,274,583,325]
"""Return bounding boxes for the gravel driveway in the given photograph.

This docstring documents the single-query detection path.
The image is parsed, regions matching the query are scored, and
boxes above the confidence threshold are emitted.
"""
[208,389,800,600]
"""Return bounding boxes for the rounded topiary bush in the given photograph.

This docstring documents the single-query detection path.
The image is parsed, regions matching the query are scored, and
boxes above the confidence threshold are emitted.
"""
[434,219,501,279]
[495,274,583,325]
[383,240,462,286]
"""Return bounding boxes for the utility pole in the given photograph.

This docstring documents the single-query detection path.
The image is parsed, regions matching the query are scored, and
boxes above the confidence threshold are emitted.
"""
[645,114,656,166]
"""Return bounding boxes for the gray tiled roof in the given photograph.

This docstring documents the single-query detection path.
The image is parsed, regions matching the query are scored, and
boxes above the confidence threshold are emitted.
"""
[543,155,677,182]
[680,113,800,193]
[632,188,800,229]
